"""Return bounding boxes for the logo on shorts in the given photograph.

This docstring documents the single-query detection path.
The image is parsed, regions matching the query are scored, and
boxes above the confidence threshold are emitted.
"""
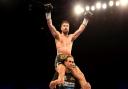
[60,55,67,60]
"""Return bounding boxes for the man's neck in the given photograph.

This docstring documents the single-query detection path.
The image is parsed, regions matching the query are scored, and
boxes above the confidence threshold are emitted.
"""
[62,33,68,36]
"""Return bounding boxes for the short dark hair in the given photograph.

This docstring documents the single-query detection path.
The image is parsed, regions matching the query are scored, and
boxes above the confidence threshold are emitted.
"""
[61,20,69,26]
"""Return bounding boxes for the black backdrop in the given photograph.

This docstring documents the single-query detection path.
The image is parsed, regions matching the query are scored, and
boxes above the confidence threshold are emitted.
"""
[0,0,128,89]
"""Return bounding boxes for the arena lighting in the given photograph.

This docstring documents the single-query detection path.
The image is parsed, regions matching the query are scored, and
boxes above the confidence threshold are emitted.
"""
[116,1,120,6]
[120,0,128,7]
[91,6,95,11]
[74,4,84,15]
[96,2,102,10]
[102,3,107,9]
[109,0,114,7]
[73,0,128,15]
[85,6,90,11]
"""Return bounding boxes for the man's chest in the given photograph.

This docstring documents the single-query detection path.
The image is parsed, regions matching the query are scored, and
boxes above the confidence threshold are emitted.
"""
[59,35,72,44]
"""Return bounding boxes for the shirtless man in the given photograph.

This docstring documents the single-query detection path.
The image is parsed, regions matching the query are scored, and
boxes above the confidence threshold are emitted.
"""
[44,3,92,89]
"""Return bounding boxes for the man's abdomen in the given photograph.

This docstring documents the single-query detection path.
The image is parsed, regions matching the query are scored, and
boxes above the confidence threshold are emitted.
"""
[57,47,72,55]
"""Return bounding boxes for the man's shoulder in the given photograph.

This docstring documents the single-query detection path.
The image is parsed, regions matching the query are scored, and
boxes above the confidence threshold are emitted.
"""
[69,34,74,38]
[56,31,60,34]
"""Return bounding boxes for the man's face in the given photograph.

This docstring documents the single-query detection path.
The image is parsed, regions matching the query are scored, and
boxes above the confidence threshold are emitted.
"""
[64,57,75,69]
[61,23,69,34]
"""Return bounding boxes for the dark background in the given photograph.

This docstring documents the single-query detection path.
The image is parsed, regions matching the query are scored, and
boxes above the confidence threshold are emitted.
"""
[0,0,128,89]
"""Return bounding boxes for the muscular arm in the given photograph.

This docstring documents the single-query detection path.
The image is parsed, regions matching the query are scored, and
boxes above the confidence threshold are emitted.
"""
[72,18,88,41]
[47,18,59,39]
[44,3,60,39]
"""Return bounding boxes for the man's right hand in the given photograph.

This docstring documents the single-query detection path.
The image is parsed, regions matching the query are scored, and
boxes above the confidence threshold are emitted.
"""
[44,3,53,13]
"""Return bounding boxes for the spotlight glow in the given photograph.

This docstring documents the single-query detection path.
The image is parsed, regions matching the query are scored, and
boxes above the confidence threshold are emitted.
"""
[91,6,95,11]
[102,3,107,9]
[73,0,128,16]
[96,2,101,9]
[74,4,84,15]
[120,0,128,6]
[116,1,120,6]
[85,6,90,11]
[109,1,114,6]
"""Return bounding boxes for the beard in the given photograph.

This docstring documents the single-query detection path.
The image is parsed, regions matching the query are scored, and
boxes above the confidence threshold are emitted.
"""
[63,28,69,34]
[63,31,68,34]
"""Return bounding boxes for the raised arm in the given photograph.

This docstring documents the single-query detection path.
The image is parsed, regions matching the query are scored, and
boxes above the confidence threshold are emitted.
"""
[72,11,93,41]
[44,3,59,39]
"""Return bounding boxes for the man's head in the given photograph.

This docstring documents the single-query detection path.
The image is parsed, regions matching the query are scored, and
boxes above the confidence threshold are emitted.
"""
[64,56,75,69]
[60,20,70,34]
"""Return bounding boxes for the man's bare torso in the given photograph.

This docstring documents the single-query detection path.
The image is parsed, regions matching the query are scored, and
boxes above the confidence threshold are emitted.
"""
[55,34,73,55]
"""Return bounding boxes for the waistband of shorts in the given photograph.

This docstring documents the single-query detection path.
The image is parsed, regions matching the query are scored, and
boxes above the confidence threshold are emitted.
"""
[57,54,72,56]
